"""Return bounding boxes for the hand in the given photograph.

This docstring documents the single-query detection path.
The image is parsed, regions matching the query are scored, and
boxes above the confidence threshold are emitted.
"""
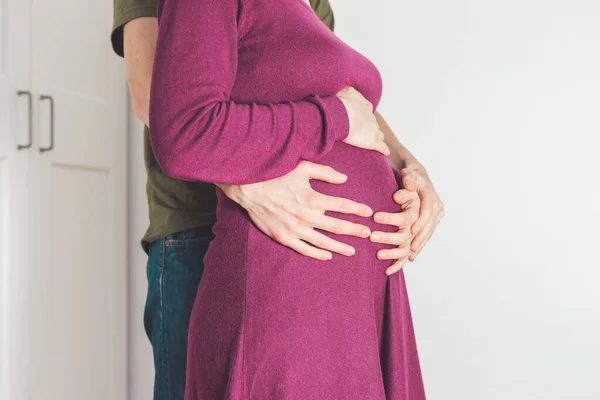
[336,87,390,156]
[370,190,421,275]
[218,161,374,260]
[398,164,444,262]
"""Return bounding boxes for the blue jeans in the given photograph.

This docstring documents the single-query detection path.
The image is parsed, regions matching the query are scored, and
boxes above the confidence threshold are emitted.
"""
[144,226,215,400]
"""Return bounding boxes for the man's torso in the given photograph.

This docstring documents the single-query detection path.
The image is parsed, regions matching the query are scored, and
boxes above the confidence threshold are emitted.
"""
[112,0,336,250]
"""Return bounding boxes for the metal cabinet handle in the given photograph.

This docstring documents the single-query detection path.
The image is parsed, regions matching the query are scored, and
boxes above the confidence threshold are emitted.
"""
[17,90,32,150]
[39,95,54,152]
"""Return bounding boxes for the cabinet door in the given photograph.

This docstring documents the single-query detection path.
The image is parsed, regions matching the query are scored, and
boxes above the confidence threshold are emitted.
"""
[28,1,128,399]
[0,1,31,400]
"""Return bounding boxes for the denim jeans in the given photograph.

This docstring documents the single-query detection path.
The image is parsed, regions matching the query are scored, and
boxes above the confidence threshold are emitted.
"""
[144,226,215,400]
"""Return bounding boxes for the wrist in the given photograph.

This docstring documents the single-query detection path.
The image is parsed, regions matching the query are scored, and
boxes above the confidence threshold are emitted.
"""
[217,184,247,208]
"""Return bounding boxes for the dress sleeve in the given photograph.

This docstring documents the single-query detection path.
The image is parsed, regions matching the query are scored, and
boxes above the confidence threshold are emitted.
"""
[149,0,349,185]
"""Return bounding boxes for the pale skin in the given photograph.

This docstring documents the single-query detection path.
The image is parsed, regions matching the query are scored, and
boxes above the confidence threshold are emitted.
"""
[124,17,444,275]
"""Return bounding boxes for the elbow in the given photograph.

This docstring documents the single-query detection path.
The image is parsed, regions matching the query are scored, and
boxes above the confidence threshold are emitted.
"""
[161,163,188,181]
[132,100,150,127]
[148,122,204,182]
[126,77,151,126]
[151,138,190,181]
[149,103,221,182]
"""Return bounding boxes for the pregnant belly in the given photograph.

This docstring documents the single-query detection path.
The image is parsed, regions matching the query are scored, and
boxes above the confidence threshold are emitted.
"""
[311,142,401,232]
[208,141,401,266]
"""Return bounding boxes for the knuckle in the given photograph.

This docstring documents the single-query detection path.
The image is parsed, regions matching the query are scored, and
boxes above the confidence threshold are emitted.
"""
[314,238,329,249]
[304,194,318,208]
[272,231,286,244]
[438,202,445,214]
[331,223,344,235]
[281,219,297,232]
[297,247,310,257]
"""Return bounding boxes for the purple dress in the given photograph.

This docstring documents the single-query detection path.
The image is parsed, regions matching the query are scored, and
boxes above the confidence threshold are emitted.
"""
[149,0,426,398]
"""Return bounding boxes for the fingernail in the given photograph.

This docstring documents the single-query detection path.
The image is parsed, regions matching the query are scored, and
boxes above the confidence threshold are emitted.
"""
[371,233,381,242]
[364,208,373,217]
[345,247,355,256]
[339,174,348,182]
[361,228,371,238]
[323,253,332,260]
[374,214,384,223]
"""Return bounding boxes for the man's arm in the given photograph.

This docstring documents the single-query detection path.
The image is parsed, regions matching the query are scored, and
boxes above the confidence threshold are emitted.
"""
[123,17,157,126]
[114,1,375,260]
[112,0,157,125]
[370,111,445,274]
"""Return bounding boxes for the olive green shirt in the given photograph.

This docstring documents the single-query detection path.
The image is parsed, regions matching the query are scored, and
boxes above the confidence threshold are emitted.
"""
[111,0,335,251]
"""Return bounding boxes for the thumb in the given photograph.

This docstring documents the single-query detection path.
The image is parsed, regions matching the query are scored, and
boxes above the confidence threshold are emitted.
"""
[393,189,419,206]
[400,171,418,191]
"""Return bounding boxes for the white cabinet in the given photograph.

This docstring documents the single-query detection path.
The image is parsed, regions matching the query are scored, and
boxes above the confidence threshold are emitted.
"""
[0,0,128,399]
[0,1,32,399]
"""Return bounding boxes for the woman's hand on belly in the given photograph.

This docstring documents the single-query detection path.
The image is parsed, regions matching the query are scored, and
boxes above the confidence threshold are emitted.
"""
[218,161,375,260]
[337,87,390,156]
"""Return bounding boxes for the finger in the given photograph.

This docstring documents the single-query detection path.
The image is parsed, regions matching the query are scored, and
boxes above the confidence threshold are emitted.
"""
[377,244,411,260]
[411,193,436,235]
[386,257,409,275]
[287,238,333,261]
[312,214,371,238]
[337,86,354,96]
[399,169,419,191]
[302,229,357,257]
[376,130,385,140]
[315,193,373,217]
[374,139,391,156]
[411,214,441,254]
[370,229,412,246]
[374,209,419,228]
[305,163,347,184]
[393,189,420,207]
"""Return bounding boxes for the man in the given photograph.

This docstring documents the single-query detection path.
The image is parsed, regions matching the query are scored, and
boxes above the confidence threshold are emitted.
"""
[111,0,444,398]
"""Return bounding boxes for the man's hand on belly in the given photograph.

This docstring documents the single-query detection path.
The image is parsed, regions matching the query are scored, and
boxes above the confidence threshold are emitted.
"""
[369,168,445,275]
[218,161,374,260]
[370,190,421,275]
[396,165,445,263]
[373,112,445,274]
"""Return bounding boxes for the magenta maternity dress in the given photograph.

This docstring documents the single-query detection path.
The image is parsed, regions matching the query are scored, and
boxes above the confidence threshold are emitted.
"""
[149,0,426,398]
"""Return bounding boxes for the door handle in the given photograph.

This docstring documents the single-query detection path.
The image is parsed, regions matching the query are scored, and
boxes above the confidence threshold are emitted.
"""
[39,95,54,152]
[17,90,32,150]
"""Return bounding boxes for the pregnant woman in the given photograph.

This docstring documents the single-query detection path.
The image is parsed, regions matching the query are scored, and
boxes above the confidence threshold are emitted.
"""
[149,0,426,398]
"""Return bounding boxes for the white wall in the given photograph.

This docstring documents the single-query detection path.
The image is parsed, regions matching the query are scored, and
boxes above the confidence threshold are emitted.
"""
[128,1,600,399]
[127,111,154,400]
[333,0,600,399]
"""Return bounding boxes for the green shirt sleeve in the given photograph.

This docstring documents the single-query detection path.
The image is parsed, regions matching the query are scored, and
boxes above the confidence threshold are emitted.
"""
[310,0,335,32]
[111,0,158,57]
[112,0,334,57]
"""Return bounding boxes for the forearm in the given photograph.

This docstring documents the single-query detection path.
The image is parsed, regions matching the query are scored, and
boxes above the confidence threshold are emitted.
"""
[375,112,421,171]
[150,0,349,186]
[123,17,158,126]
